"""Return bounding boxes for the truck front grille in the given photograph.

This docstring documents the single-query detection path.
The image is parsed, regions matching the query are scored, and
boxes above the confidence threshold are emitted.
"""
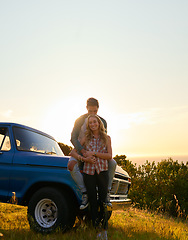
[110,178,130,195]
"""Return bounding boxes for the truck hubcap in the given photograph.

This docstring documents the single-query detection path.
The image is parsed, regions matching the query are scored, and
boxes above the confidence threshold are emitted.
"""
[35,198,58,228]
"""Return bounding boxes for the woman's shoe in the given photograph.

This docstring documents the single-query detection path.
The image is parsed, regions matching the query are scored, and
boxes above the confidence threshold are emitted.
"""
[101,230,108,240]
[96,230,108,240]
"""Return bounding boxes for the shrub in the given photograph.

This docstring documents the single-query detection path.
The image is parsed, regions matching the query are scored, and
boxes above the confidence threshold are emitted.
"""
[114,155,188,218]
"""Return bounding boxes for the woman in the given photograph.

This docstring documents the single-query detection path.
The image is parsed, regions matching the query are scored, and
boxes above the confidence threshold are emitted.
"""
[70,114,112,239]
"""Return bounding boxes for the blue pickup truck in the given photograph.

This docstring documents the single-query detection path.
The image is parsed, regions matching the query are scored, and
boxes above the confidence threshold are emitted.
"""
[0,122,131,233]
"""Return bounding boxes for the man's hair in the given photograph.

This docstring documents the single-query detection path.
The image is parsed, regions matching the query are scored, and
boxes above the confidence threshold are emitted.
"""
[86,98,99,108]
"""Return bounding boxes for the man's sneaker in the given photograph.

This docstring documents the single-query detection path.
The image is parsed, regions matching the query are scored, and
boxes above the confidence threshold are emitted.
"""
[80,193,89,210]
[106,191,112,208]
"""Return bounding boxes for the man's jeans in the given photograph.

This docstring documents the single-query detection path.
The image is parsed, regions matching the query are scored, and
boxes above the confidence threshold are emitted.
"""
[68,157,117,193]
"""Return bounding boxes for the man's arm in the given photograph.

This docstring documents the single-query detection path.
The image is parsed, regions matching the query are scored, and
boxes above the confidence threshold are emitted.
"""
[70,114,86,153]
[99,116,107,133]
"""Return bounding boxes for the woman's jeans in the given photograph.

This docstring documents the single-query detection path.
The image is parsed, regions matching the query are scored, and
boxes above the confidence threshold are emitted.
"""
[83,171,109,229]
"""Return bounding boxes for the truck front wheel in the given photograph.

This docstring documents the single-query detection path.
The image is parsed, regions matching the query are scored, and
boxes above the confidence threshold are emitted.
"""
[27,187,73,233]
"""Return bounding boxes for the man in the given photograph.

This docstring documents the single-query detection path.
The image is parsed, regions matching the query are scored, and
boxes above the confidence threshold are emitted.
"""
[68,97,117,209]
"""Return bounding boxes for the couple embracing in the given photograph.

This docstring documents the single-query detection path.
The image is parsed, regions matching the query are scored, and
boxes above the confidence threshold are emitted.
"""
[68,98,116,240]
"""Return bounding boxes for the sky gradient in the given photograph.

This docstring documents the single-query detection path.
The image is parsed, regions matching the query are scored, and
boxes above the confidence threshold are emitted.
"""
[1,1,188,164]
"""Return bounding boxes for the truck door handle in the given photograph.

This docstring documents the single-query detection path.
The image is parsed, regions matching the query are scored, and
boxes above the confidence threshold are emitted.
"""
[0,151,3,155]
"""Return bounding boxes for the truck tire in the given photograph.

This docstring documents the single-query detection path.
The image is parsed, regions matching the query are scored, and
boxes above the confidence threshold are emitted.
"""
[27,187,74,233]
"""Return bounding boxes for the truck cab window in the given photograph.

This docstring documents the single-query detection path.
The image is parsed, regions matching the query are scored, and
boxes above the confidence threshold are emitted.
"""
[0,128,11,151]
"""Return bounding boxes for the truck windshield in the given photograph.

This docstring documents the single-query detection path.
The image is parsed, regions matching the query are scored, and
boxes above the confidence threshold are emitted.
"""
[13,127,64,156]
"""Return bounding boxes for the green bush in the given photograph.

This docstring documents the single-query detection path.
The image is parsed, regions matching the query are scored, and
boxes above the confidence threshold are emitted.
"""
[114,155,188,218]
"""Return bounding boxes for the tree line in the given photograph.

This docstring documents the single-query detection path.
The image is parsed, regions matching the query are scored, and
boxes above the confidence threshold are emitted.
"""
[58,142,188,219]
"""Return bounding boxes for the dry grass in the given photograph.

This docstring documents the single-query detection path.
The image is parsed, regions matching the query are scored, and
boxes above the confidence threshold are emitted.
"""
[0,203,188,240]
[109,208,188,240]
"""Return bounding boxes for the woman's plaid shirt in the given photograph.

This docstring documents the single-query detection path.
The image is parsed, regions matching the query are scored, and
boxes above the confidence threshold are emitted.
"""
[83,136,108,175]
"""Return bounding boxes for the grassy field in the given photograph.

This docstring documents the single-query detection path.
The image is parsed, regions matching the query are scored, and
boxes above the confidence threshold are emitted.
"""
[0,202,188,240]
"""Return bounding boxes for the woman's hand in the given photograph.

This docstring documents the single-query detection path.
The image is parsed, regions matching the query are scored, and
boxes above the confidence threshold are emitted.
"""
[85,156,96,164]
[83,150,94,158]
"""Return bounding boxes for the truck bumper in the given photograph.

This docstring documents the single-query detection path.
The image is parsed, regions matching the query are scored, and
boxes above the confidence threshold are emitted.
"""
[110,198,132,210]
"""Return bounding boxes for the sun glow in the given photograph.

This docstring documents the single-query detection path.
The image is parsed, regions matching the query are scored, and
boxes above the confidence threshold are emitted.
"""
[38,98,188,160]
[39,96,123,149]
[40,97,87,145]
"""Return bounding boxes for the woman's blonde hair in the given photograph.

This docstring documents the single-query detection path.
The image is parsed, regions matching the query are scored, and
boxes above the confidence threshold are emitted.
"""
[85,115,108,146]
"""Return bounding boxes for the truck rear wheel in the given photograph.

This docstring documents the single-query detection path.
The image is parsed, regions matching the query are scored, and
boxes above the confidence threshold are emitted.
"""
[27,187,75,233]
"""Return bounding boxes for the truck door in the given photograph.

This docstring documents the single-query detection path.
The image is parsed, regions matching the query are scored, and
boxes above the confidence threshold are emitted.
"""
[0,127,14,202]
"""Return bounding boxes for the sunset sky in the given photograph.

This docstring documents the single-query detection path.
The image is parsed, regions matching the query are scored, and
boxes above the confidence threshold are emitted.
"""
[1,1,188,164]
